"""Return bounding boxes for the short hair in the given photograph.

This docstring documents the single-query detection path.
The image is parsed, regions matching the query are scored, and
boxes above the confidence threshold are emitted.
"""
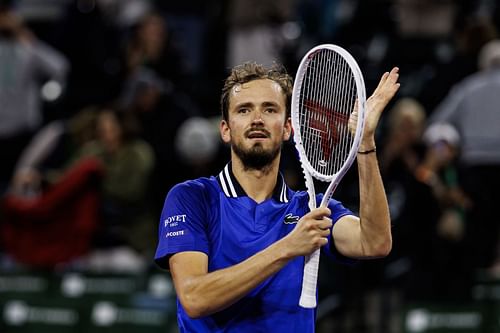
[478,39,500,70]
[220,62,293,121]
[388,97,426,130]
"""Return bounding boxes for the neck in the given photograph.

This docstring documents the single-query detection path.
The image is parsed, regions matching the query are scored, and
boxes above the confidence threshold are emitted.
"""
[231,152,280,203]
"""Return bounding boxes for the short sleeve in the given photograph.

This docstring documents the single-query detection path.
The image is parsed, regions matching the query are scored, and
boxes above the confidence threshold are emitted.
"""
[154,181,210,269]
[317,195,358,265]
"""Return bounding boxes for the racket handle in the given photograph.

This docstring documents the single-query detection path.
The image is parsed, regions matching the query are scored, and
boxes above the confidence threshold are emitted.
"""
[299,248,320,308]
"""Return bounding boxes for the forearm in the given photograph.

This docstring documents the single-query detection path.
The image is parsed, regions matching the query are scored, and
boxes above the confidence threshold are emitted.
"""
[172,239,293,318]
[357,141,392,257]
[30,39,69,79]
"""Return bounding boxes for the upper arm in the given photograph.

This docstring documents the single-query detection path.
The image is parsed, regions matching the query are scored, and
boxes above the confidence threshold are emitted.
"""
[331,215,363,258]
[320,196,362,260]
[169,251,208,297]
[154,181,210,270]
[31,40,69,78]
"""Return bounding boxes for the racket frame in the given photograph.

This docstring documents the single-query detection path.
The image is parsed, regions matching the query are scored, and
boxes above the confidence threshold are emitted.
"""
[291,44,367,308]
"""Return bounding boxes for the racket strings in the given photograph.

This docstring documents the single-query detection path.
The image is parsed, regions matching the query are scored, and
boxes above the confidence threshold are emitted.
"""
[298,49,358,177]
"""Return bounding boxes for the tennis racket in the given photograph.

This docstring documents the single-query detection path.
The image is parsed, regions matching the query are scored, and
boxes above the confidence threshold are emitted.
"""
[291,44,366,308]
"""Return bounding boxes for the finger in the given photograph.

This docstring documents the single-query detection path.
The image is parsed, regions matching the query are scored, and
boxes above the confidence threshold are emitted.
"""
[387,67,400,84]
[380,71,390,84]
[349,108,358,135]
[372,71,390,96]
[319,237,329,247]
[352,99,359,113]
[320,228,331,237]
[350,106,358,119]
[389,66,399,75]
[378,68,399,89]
[370,68,401,102]
[317,217,333,230]
[307,207,331,219]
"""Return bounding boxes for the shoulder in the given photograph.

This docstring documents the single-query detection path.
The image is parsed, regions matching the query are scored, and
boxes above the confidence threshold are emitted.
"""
[286,189,310,210]
[289,189,308,202]
[78,141,103,156]
[289,190,344,206]
[162,176,220,224]
[455,71,497,95]
[167,176,220,203]
[130,139,153,152]
[128,140,155,164]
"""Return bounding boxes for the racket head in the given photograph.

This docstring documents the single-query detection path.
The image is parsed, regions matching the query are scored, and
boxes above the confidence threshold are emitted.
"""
[291,44,366,182]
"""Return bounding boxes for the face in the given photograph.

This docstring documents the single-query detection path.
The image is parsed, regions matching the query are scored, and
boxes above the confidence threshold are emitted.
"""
[220,79,291,170]
[430,141,456,166]
[97,111,122,149]
[139,14,166,49]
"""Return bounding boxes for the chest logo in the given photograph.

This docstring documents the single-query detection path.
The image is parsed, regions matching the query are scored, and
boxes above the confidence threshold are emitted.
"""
[284,213,300,224]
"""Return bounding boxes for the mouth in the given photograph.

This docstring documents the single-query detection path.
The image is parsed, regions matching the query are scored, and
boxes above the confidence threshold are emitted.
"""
[246,129,270,140]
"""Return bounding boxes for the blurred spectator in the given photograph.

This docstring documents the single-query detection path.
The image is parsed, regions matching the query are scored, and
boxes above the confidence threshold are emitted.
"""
[415,123,472,299]
[73,109,155,263]
[226,0,295,68]
[0,2,69,192]
[121,11,206,211]
[1,106,156,271]
[125,12,187,86]
[420,15,497,111]
[429,39,500,271]
[120,67,170,116]
[394,0,456,38]
[1,106,99,269]
[56,0,126,113]
[380,98,426,176]
[371,98,431,327]
[418,123,470,238]
[119,67,203,213]
[1,158,103,268]
[8,107,99,198]
[95,0,152,28]
[315,98,429,332]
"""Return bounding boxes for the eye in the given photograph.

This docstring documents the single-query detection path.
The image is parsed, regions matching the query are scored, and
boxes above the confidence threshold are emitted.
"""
[264,107,277,113]
[238,108,250,114]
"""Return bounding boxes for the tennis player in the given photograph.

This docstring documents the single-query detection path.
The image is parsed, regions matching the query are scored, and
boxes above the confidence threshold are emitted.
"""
[154,62,400,332]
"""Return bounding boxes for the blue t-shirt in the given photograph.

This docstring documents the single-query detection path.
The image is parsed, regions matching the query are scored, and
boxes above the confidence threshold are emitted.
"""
[154,163,354,332]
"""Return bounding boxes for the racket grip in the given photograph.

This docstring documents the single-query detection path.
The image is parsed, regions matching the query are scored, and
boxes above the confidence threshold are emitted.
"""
[299,248,320,308]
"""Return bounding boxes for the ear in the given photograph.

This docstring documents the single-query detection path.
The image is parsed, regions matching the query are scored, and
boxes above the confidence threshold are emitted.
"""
[283,117,292,141]
[220,119,231,143]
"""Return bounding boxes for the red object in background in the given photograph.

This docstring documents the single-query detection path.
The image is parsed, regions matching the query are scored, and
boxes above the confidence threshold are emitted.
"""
[1,158,104,268]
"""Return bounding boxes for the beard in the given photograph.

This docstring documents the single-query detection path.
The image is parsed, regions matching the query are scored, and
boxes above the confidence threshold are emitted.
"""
[232,141,281,171]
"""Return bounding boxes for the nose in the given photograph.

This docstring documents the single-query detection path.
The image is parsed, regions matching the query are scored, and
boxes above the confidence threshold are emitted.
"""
[251,110,264,125]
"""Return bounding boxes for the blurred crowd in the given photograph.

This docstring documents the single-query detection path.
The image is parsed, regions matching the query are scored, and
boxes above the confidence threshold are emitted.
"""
[0,0,500,332]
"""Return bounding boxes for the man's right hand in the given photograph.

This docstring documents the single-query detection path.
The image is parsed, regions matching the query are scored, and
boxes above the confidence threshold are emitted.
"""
[281,207,332,257]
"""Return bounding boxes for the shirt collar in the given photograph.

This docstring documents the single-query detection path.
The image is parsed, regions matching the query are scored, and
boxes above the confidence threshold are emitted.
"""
[217,162,289,203]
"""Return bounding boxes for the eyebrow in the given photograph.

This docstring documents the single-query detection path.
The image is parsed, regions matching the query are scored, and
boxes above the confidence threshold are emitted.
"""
[234,102,254,109]
[233,101,280,109]
[262,101,279,108]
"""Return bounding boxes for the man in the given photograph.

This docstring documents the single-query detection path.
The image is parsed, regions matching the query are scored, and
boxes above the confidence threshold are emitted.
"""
[0,2,69,191]
[428,39,500,272]
[154,62,400,332]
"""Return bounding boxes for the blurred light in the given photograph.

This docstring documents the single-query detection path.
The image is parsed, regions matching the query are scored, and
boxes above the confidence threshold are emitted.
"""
[41,80,62,102]
[175,117,219,165]
[281,22,301,41]
[61,273,86,298]
[148,274,174,298]
[367,35,388,64]
[92,302,117,326]
[4,300,29,326]
[406,309,429,332]
[435,42,454,64]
